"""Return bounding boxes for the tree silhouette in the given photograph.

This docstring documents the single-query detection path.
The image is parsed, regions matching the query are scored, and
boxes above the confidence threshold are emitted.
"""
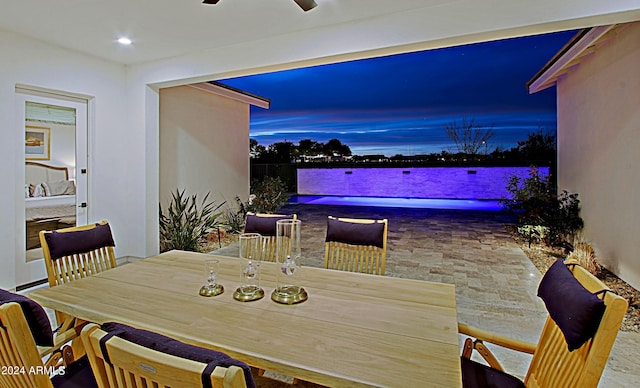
[250,138,352,162]
[323,138,352,156]
[298,139,323,156]
[267,141,296,162]
[445,118,495,156]
[249,138,266,159]
[517,129,556,162]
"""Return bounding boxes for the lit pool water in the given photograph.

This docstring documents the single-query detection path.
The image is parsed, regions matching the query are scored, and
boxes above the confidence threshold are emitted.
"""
[289,195,503,211]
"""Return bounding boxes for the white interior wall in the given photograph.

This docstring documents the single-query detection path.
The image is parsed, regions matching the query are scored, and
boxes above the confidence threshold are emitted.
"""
[0,30,127,289]
[557,22,640,289]
[159,85,250,212]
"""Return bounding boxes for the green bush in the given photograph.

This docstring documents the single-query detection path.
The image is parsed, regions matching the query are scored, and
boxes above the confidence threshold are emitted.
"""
[501,168,552,225]
[222,197,248,234]
[221,176,290,234]
[502,168,583,247]
[159,189,225,252]
[246,176,290,214]
[544,190,584,246]
[517,225,549,248]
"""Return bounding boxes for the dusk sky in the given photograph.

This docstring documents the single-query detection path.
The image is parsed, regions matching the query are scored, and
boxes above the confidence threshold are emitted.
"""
[219,30,577,157]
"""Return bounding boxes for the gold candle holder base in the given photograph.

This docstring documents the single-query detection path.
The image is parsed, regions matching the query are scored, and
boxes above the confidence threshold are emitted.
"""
[271,286,308,305]
[199,284,224,297]
[233,287,265,302]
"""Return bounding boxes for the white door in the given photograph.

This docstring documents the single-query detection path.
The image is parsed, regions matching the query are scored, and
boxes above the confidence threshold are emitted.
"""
[16,91,89,288]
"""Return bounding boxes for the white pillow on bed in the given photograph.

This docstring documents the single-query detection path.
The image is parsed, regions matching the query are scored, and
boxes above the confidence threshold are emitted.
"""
[25,184,30,198]
[42,180,76,196]
[30,183,46,197]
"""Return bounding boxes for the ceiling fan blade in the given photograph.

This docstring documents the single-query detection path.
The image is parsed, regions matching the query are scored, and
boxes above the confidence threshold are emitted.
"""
[293,0,318,12]
[202,0,317,11]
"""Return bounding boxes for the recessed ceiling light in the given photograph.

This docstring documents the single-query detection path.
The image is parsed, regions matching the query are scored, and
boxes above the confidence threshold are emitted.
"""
[117,37,132,45]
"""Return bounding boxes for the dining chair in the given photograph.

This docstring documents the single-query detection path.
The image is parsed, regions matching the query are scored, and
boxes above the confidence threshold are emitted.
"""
[324,216,388,275]
[458,259,628,388]
[0,289,97,388]
[243,212,296,262]
[81,322,253,388]
[39,220,117,325]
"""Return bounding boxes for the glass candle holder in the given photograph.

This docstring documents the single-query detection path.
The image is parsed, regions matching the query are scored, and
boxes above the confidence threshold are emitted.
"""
[271,219,308,304]
[233,233,265,302]
[199,258,224,297]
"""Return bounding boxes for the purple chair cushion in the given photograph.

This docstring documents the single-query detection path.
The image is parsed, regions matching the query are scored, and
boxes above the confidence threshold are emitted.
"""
[44,223,115,261]
[101,322,255,388]
[461,357,525,388]
[537,259,606,351]
[0,288,53,347]
[50,355,98,388]
[244,214,292,236]
[325,217,385,248]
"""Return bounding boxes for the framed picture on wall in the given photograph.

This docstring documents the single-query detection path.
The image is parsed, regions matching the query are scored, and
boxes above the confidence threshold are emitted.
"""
[25,126,50,160]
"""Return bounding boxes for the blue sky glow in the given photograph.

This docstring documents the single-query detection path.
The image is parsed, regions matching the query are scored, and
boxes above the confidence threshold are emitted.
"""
[220,30,576,156]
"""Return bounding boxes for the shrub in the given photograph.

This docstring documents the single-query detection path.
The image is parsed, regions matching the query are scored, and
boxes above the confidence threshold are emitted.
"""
[501,168,552,226]
[543,190,584,247]
[502,168,583,247]
[159,189,225,252]
[567,241,600,276]
[222,177,290,234]
[222,197,248,234]
[245,176,289,214]
[517,225,548,248]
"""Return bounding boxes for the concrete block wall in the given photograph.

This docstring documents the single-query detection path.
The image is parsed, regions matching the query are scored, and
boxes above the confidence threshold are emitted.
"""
[297,166,549,200]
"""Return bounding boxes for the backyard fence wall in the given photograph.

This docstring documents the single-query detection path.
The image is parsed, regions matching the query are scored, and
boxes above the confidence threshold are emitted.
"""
[297,166,549,200]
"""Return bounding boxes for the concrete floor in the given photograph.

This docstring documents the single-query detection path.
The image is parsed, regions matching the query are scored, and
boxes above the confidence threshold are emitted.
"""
[213,203,640,387]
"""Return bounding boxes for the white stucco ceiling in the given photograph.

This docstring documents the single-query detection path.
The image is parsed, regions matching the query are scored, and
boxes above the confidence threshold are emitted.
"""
[1,0,640,65]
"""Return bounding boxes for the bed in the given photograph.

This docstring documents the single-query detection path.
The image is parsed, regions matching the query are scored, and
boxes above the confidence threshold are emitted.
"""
[25,162,76,250]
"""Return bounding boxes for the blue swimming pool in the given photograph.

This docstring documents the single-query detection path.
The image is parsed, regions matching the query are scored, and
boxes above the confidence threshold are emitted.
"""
[289,195,503,211]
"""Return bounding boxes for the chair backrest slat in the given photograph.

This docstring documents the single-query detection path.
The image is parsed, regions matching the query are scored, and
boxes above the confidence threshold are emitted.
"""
[261,235,278,262]
[244,213,297,262]
[0,303,52,388]
[324,216,388,276]
[40,220,117,287]
[40,220,117,325]
[81,323,248,388]
[525,264,627,388]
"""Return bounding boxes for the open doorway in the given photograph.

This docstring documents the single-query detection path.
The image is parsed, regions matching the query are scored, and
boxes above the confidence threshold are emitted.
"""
[16,91,88,289]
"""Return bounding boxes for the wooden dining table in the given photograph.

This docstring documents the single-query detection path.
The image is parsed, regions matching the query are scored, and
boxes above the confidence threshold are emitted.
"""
[28,250,462,387]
